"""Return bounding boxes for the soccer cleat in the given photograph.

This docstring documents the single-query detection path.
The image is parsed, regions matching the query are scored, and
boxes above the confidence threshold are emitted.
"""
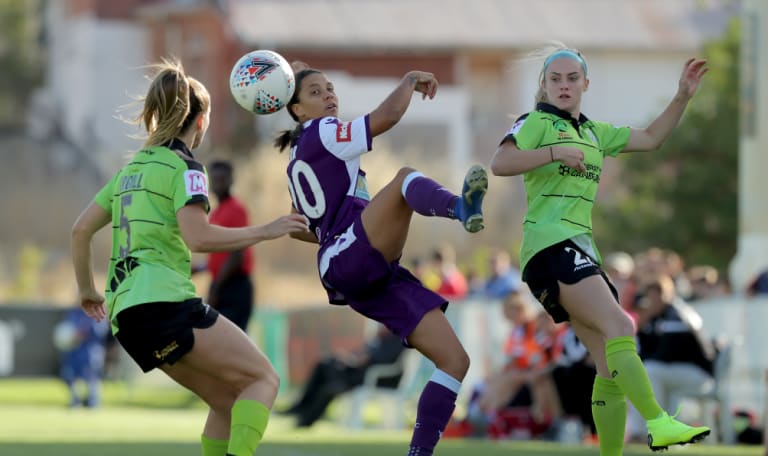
[646,411,710,451]
[457,164,488,233]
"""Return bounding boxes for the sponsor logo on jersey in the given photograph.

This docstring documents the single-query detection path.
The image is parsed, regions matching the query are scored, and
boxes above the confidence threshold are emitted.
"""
[558,163,601,183]
[554,119,573,140]
[184,170,208,197]
[336,121,352,142]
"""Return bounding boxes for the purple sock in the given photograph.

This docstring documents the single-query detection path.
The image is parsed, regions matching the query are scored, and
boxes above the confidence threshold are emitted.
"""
[401,172,459,219]
[408,380,458,456]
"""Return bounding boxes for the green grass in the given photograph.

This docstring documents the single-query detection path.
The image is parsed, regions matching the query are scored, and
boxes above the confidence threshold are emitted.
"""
[0,379,761,456]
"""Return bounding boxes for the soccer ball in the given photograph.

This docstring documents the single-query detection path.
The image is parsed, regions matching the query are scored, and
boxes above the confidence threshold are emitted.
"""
[229,50,296,115]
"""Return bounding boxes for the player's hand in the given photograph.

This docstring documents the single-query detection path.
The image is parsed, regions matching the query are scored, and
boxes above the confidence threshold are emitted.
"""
[261,214,310,240]
[406,71,438,100]
[552,145,586,174]
[79,289,107,322]
[677,58,708,100]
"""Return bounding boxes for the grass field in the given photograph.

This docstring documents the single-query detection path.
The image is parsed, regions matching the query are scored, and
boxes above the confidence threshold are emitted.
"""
[0,378,761,456]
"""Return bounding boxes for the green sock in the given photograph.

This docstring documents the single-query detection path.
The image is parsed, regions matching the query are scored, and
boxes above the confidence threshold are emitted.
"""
[227,400,270,456]
[201,434,229,456]
[605,336,663,420]
[591,376,626,456]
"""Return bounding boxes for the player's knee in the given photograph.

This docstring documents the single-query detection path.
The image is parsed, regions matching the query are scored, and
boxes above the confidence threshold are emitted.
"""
[442,348,470,381]
[395,166,417,184]
[613,310,636,338]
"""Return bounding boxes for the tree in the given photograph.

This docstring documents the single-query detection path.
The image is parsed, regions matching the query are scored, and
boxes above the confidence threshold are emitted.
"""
[0,0,44,129]
[595,19,739,271]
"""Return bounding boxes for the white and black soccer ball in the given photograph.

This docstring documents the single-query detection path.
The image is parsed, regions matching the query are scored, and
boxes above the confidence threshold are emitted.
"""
[229,49,296,115]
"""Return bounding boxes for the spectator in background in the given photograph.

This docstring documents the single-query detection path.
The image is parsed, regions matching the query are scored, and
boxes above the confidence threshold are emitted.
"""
[53,306,109,408]
[626,274,716,442]
[207,160,255,331]
[687,265,725,301]
[432,244,468,300]
[603,251,637,312]
[747,267,768,297]
[409,256,441,292]
[483,248,522,300]
[664,250,693,300]
[551,324,597,437]
[282,324,405,427]
[466,292,562,437]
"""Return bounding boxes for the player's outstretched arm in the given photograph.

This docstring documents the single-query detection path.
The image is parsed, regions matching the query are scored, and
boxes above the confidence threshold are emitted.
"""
[623,58,708,153]
[368,70,438,137]
[71,201,110,322]
[177,204,308,252]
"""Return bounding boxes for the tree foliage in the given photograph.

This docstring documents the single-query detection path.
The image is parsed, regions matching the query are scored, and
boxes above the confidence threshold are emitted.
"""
[594,19,740,270]
[0,0,44,129]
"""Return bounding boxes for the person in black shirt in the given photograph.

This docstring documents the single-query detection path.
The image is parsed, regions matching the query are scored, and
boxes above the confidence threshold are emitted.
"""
[283,324,406,427]
[626,274,715,442]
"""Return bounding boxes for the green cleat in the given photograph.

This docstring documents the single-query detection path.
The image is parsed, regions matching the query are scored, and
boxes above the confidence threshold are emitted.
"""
[646,411,710,451]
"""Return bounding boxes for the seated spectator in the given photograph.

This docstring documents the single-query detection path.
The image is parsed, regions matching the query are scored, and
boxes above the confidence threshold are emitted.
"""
[626,274,716,442]
[747,267,768,297]
[282,324,406,427]
[54,306,109,408]
[483,248,522,300]
[464,291,563,438]
[550,324,597,437]
[431,244,468,300]
[603,251,637,311]
[688,265,728,301]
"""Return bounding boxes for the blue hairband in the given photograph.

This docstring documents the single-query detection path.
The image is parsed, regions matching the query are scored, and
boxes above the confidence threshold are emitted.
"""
[543,50,588,76]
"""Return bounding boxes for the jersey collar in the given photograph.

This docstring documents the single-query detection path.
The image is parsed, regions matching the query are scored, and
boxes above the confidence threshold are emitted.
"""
[536,102,590,130]
[167,138,195,159]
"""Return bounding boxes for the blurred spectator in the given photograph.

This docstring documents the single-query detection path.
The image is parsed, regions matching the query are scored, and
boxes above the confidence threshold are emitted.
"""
[664,250,693,300]
[53,306,109,408]
[687,265,728,301]
[551,324,597,437]
[282,324,405,427]
[206,160,255,331]
[409,256,441,291]
[625,274,716,442]
[464,292,563,439]
[482,248,522,300]
[746,267,768,297]
[603,251,637,311]
[431,244,468,300]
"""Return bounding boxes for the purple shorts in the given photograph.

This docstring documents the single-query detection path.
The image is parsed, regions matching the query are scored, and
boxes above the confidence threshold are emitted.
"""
[318,217,447,341]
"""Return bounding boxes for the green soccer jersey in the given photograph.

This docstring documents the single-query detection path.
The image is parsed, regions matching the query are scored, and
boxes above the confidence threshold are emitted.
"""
[93,142,209,333]
[504,103,630,273]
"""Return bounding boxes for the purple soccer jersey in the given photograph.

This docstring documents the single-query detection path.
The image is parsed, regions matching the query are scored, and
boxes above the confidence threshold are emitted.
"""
[286,115,373,246]
[286,114,446,339]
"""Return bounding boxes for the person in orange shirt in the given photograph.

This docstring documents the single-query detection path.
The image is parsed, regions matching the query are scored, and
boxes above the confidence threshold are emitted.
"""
[207,160,255,331]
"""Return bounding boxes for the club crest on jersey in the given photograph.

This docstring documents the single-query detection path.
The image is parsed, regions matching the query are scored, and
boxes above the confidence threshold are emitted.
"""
[184,170,208,197]
[336,121,352,143]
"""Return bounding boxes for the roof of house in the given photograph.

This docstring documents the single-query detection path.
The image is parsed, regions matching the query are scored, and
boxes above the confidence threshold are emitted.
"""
[228,0,736,52]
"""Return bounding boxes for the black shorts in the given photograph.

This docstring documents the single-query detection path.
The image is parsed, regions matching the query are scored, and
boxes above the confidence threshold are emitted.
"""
[115,298,219,372]
[522,239,618,323]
